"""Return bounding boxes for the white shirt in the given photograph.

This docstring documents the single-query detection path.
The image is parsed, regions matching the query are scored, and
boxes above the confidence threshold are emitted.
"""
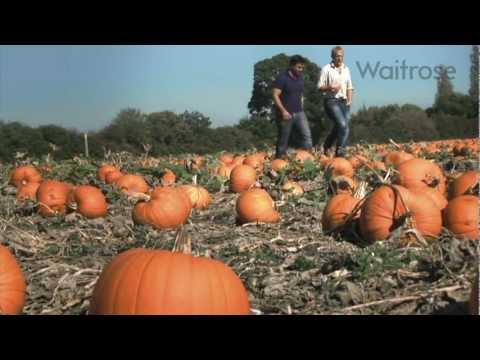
[318,63,354,100]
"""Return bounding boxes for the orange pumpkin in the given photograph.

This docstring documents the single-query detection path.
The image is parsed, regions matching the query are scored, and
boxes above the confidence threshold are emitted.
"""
[179,185,212,210]
[36,180,73,217]
[322,193,361,232]
[281,180,304,196]
[89,248,251,315]
[395,158,447,195]
[73,185,108,219]
[105,170,124,185]
[450,171,479,199]
[348,154,369,168]
[0,245,27,315]
[243,154,264,172]
[443,195,478,240]
[133,191,191,230]
[326,158,354,178]
[295,149,315,163]
[359,185,442,243]
[219,153,234,165]
[231,155,246,167]
[217,163,234,178]
[319,155,333,169]
[97,164,119,182]
[412,187,448,211]
[271,159,288,172]
[9,166,42,188]
[16,181,41,201]
[115,175,150,195]
[161,169,176,186]
[230,165,257,193]
[236,188,280,224]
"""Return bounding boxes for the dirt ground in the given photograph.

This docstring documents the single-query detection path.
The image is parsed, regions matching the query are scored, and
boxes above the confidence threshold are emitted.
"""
[1,145,478,315]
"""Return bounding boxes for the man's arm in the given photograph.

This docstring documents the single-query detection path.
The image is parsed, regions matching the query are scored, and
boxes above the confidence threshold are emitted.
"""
[346,89,353,106]
[272,88,292,120]
[346,70,354,106]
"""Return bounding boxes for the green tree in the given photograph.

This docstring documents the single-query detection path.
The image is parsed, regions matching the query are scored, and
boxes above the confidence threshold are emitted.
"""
[0,121,50,161]
[435,65,454,109]
[470,45,479,100]
[145,111,194,155]
[237,115,276,150]
[98,108,147,153]
[38,125,85,159]
[383,105,439,142]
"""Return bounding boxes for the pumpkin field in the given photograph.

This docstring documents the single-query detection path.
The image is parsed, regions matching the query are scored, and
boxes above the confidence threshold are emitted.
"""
[0,138,478,315]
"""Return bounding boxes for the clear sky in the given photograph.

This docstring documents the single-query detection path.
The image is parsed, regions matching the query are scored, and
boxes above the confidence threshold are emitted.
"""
[0,45,472,132]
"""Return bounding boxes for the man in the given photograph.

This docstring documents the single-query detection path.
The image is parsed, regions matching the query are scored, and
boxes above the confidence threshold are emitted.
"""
[318,46,354,158]
[272,55,313,159]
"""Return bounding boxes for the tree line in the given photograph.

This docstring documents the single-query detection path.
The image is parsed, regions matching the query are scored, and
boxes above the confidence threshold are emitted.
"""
[0,46,477,162]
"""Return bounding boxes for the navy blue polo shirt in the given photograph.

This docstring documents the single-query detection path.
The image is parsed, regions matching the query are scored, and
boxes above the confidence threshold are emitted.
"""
[272,70,304,114]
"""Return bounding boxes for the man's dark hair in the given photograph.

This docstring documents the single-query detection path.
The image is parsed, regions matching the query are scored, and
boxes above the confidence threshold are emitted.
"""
[289,55,306,66]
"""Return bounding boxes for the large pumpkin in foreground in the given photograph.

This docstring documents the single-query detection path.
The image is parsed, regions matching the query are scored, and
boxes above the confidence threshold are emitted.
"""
[89,248,251,315]
[0,245,27,315]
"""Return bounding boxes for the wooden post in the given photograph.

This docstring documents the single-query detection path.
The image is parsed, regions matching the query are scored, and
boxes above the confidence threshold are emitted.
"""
[84,133,89,158]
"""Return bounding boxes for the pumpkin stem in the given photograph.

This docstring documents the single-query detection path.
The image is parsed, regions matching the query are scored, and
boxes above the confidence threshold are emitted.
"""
[423,174,440,188]
[36,201,58,215]
[329,175,355,195]
[353,181,368,199]
[401,227,429,247]
[173,226,192,255]
[192,175,198,186]
[127,192,151,202]
[385,185,432,247]
[468,181,480,196]
[67,202,78,211]
[382,167,392,183]
[389,138,402,150]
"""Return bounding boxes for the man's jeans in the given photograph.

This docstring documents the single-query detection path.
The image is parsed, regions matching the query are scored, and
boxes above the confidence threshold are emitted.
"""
[323,98,351,156]
[275,111,313,159]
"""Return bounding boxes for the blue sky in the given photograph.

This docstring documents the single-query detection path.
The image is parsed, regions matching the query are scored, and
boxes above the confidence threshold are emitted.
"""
[0,45,473,132]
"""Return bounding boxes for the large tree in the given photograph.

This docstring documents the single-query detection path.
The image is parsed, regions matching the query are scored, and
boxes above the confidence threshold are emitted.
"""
[470,45,479,100]
[247,53,326,146]
[435,65,454,108]
[98,108,147,153]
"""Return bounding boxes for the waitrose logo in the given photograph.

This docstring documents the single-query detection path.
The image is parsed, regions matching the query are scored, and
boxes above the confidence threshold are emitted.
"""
[355,60,456,80]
